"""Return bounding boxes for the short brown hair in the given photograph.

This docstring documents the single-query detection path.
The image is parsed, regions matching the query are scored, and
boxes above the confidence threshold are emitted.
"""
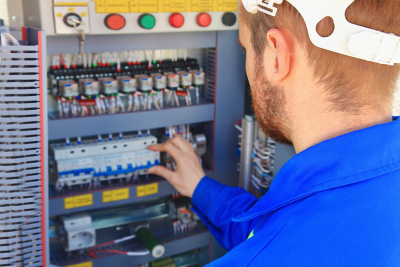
[246,0,400,113]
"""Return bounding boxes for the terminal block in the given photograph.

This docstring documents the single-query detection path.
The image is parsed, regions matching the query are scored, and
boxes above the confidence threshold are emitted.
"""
[50,135,160,190]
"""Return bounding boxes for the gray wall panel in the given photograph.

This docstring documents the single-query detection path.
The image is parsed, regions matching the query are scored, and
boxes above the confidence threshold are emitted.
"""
[214,30,246,188]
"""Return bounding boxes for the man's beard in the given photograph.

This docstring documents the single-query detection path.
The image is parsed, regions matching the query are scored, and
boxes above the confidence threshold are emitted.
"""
[251,70,293,145]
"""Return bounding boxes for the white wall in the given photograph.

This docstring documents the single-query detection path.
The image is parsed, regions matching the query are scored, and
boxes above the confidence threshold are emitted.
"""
[0,0,9,27]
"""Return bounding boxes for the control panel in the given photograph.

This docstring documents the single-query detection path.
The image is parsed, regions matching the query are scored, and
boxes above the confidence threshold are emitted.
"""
[30,0,238,35]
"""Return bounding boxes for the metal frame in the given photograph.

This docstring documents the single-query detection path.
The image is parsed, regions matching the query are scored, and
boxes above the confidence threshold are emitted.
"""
[49,102,215,140]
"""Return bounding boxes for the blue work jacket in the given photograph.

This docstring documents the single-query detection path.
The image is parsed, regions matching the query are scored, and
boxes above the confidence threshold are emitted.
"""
[192,118,400,266]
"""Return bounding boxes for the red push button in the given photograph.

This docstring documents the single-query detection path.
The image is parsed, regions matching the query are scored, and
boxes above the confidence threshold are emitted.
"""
[169,13,185,28]
[197,13,212,27]
[105,14,126,30]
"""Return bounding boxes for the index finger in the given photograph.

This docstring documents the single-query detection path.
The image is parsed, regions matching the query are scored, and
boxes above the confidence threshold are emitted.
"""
[170,135,195,154]
[147,141,183,160]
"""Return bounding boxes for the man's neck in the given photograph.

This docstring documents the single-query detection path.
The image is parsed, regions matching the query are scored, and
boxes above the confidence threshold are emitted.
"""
[288,103,392,154]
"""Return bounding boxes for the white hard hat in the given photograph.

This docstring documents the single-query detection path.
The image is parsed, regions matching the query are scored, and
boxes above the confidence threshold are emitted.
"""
[241,0,400,66]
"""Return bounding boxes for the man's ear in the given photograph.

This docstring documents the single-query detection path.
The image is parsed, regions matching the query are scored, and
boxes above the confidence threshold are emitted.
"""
[266,28,291,85]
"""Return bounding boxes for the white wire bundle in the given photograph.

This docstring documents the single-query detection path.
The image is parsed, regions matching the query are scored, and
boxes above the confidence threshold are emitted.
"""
[251,137,276,193]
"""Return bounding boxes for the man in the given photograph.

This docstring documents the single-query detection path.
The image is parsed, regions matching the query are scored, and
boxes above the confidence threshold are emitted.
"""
[149,0,400,265]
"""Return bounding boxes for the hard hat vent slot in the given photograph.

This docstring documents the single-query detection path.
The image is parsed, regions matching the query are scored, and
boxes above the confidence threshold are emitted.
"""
[316,16,335,38]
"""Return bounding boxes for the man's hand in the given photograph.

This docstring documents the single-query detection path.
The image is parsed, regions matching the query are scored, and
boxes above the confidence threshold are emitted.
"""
[147,136,205,198]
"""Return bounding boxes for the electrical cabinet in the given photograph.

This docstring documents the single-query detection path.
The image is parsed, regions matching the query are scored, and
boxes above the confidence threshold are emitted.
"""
[3,0,250,265]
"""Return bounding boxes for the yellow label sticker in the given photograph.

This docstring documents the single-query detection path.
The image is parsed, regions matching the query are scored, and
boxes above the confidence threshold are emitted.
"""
[66,262,93,267]
[64,194,93,209]
[57,12,63,17]
[103,188,129,202]
[81,12,87,16]
[137,183,159,197]
[68,7,75,11]
[92,0,237,13]
[55,2,88,6]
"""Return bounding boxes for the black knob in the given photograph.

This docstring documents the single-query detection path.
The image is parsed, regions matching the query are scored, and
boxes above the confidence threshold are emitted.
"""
[222,12,237,27]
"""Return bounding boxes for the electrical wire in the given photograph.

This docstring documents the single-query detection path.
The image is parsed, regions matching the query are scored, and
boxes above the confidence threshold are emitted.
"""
[88,235,150,258]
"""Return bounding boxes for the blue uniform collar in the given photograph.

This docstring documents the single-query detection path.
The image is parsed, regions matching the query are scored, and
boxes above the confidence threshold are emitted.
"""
[233,117,400,222]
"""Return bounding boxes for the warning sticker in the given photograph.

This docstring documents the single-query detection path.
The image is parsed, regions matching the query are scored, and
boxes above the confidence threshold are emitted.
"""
[103,188,130,202]
[64,194,93,209]
[137,183,159,197]
[66,262,93,267]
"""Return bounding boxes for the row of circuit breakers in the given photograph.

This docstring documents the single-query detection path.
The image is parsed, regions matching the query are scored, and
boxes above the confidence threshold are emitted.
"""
[26,0,238,35]
[50,131,207,190]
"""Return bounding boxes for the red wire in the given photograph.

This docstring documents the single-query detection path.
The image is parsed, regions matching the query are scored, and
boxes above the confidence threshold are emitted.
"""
[95,249,128,255]
[236,120,242,125]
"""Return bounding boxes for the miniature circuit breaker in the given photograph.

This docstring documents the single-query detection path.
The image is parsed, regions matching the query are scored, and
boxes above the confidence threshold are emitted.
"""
[50,135,160,190]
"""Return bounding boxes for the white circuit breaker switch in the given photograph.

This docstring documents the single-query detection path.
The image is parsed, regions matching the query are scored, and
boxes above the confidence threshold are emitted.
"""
[190,70,205,85]
[177,71,193,87]
[50,135,160,188]
[165,72,180,88]
[99,77,118,95]
[117,76,137,93]
[60,212,95,251]
[79,78,99,96]
[59,80,79,97]
[151,73,167,90]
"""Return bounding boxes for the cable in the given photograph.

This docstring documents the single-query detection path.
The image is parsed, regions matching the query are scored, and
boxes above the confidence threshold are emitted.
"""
[88,235,150,258]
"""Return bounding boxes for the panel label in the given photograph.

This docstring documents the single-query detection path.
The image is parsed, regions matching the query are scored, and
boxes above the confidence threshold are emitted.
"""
[103,188,130,202]
[137,183,159,197]
[93,0,237,13]
[64,194,93,209]
[54,0,88,5]
[66,262,93,267]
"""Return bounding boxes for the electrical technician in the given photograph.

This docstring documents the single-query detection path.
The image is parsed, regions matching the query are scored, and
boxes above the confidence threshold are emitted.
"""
[149,0,400,265]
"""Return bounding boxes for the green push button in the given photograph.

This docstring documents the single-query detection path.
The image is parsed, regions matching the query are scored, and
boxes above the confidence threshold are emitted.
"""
[138,14,156,30]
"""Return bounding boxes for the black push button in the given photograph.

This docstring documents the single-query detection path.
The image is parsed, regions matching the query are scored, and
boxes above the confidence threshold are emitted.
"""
[222,12,237,27]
